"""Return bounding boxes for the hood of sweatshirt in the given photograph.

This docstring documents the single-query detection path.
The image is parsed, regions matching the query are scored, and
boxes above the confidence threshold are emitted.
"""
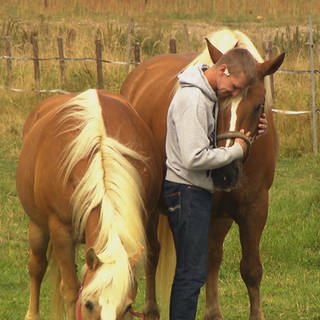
[177,64,217,102]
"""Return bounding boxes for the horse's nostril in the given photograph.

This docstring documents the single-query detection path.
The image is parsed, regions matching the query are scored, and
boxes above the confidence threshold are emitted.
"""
[85,300,94,311]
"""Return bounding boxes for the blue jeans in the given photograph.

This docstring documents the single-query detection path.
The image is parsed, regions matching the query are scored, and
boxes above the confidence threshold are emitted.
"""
[163,180,213,320]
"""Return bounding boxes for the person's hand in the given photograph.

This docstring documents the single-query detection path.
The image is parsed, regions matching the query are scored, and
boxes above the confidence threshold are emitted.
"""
[256,113,268,139]
[235,129,251,155]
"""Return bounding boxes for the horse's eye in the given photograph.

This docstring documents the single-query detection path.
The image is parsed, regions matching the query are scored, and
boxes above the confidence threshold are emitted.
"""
[85,300,94,312]
[125,304,132,313]
[122,304,133,317]
[256,103,264,112]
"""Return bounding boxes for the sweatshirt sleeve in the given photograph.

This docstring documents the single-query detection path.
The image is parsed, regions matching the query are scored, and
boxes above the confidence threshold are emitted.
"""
[173,88,244,170]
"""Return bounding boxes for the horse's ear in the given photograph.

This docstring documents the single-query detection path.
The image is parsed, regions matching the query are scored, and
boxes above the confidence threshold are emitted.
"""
[205,38,223,64]
[86,248,100,270]
[257,52,285,78]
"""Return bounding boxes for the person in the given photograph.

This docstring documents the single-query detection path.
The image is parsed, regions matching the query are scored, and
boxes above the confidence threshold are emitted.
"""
[163,47,268,320]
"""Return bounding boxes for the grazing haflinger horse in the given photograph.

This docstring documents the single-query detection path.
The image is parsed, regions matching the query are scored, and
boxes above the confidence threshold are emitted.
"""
[120,29,285,319]
[16,89,162,320]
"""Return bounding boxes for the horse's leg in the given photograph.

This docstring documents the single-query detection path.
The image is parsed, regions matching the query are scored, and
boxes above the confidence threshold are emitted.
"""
[25,221,49,320]
[238,199,268,320]
[49,218,79,320]
[143,209,160,320]
[205,217,233,320]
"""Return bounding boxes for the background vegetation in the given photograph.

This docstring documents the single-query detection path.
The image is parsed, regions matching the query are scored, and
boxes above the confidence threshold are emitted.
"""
[0,1,319,319]
[1,0,320,155]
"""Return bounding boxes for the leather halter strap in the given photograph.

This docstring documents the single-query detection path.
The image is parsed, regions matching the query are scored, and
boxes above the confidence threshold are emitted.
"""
[77,301,83,320]
[216,131,255,160]
[128,306,145,318]
[76,286,84,320]
[217,131,254,149]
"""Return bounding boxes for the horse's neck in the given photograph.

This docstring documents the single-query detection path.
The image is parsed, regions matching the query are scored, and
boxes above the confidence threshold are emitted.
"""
[84,209,101,249]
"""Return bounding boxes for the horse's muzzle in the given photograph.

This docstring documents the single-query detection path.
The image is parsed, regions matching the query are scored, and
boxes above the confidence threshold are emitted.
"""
[211,160,242,191]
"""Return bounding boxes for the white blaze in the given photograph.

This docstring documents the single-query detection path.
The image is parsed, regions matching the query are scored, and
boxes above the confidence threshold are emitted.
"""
[226,96,241,147]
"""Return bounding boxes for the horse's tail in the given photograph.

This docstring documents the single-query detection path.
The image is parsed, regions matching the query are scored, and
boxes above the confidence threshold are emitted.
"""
[46,242,64,320]
[156,214,176,317]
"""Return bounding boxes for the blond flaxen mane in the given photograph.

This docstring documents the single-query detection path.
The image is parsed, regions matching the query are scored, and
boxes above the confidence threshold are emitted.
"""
[55,89,147,316]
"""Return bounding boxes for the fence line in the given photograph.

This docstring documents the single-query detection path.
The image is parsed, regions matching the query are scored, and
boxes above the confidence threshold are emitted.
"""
[2,56,319,73]
[1,31,319,153]
[0,86,70,94]
[0,36,320,90]
[0,55,135,64]
[0,36,319,111]
[272,108,319,115]
[1,35,142,91]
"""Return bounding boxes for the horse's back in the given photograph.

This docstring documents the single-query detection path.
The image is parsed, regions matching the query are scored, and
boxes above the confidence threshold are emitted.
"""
[121,53,195,105]
[121,53,196,159]
[17,90,162,227]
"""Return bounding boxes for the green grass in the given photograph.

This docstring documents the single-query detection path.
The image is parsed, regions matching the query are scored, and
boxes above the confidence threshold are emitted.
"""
[262,155,320,318]
[0,157,29,319]
[1,137,319,319]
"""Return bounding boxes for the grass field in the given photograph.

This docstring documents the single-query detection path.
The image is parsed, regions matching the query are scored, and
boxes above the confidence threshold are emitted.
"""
[1,143,319,319]
[0,1,320,319]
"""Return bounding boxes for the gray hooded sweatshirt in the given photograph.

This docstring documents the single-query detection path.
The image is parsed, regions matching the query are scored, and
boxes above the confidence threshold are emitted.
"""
[165,64,243,193]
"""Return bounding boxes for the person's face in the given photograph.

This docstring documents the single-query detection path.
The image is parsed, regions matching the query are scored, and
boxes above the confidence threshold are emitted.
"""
[216,66,249,99]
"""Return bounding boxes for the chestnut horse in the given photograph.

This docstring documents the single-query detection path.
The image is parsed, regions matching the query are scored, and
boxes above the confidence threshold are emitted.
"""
[16,89,162,320]
[121,29,285,319]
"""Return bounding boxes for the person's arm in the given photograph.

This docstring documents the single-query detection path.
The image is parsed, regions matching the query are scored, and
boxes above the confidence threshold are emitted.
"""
[173,92,245,170]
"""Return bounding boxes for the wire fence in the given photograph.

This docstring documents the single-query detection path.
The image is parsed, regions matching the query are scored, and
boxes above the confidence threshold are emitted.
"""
[1,37,319,99]
[0,35,142,94]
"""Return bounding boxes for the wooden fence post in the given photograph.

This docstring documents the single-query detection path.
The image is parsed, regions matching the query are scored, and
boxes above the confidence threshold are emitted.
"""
[31,34,40,90]
[183,24,190,51]
[134,41,140,65]
[95,39,104,89]
[308,16,318,154]
[57,37,65,86]
[169,39,177,53]
[126,19,135,72]
[5,36,12,87]
[263,40,275,99]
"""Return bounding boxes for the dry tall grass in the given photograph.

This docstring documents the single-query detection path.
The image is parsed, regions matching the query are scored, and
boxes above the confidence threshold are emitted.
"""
[0,2,319,156]
[3,0,319,23]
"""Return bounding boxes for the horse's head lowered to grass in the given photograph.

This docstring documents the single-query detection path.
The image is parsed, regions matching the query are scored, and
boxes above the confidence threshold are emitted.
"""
[16,89,162,320]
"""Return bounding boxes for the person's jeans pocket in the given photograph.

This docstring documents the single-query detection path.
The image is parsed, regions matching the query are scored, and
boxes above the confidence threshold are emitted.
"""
[163,181,181,227]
